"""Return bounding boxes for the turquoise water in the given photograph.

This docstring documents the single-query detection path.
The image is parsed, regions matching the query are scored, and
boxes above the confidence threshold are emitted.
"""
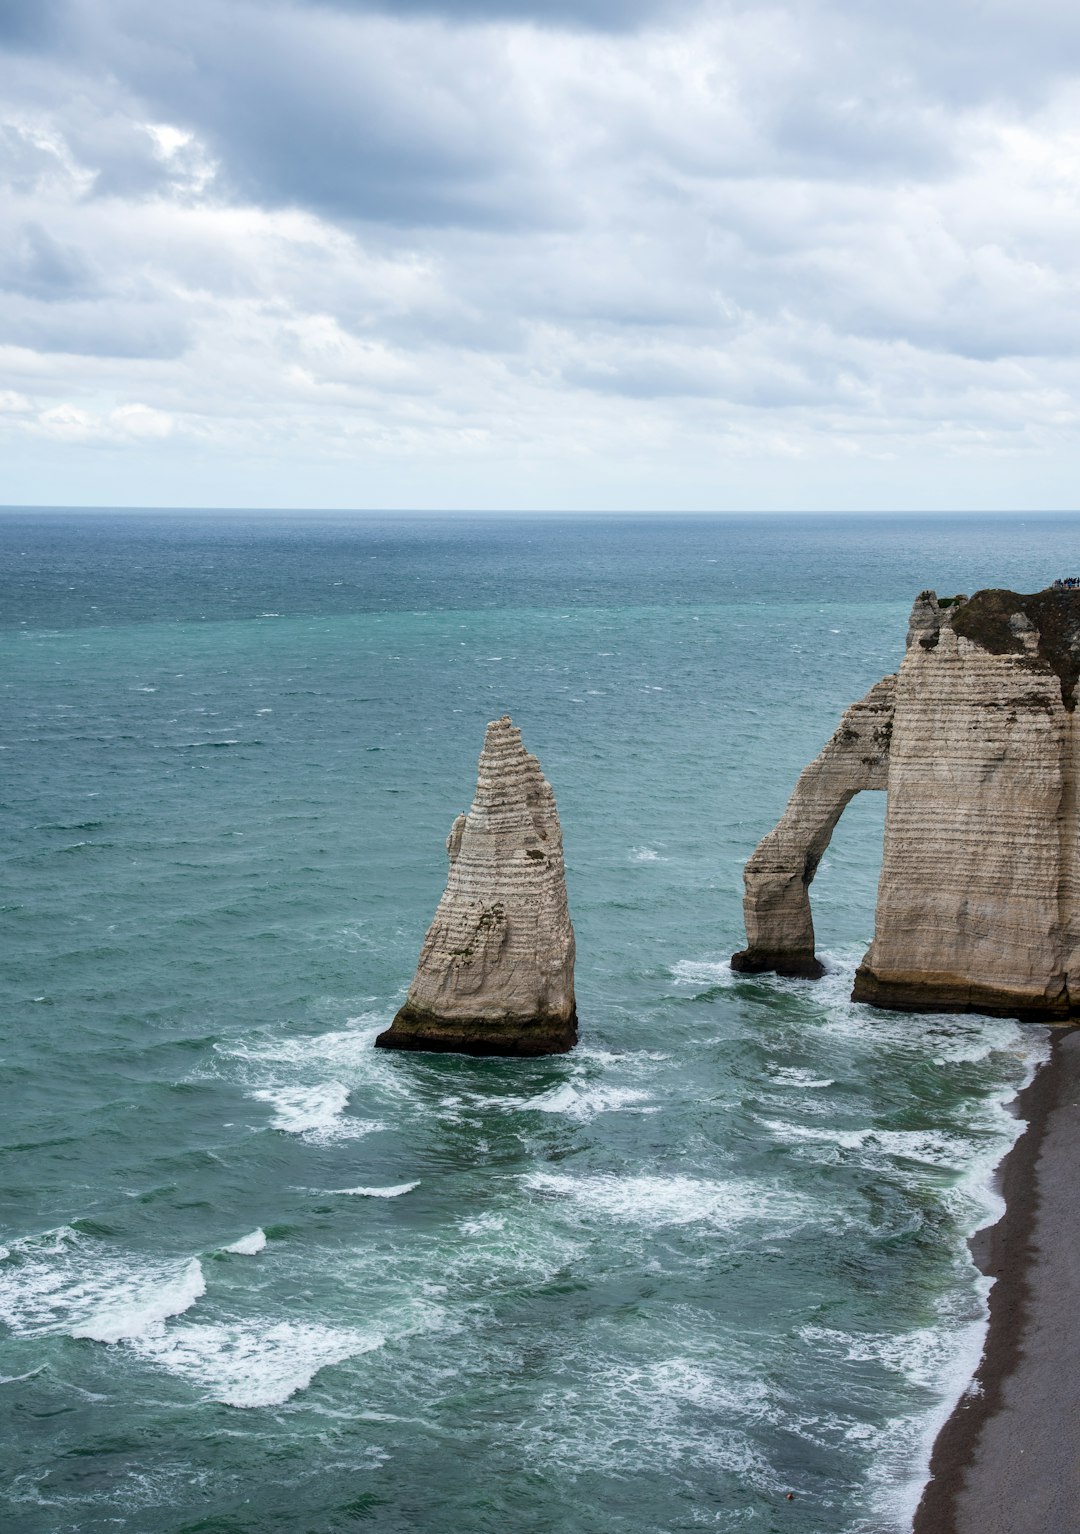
[1,511,1073,1534]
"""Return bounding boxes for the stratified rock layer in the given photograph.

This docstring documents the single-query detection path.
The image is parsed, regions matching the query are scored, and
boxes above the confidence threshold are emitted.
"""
[376,716,577,1056]
[731,676,895,977]
[735,586,1080,1021]
[853,589,1080,1019]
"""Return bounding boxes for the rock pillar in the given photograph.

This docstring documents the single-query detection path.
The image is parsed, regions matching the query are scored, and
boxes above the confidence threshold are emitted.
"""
[376,716,577,1056]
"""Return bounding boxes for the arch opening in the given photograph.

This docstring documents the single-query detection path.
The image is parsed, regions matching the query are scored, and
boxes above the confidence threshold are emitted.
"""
[731,675,895,979]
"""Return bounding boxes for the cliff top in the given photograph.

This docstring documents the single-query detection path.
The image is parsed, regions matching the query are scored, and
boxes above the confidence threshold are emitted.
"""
[912,586,1080,710]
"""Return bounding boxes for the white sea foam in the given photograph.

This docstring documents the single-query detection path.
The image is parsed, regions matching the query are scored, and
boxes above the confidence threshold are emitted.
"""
[799,1298,995,1531]
[250,1084,384,1143]
[225,1017,385,1071]
[437,1071,659,1126]
[648,1357,771,1419]
[576,1045,671,1066]
[759,1119,962,1167]
[223,1019,418,1117]
[0,1226,392,1409]
[322,1182,419,1198]
[0,1228,207,1344]
[534,1354,777,1482]
[524,1171,810,1231]
[130,1318,383,1409]
[448,1209,581,1288]
[0,1366,45,1385]
[669,957,737,988]
[628,846,661,862]
[761,955,1052,1528]
[514,1082,655,1121]
[800,1319,985,1393]
[72,1259,206,1344]
[458,1212,507,1238]
[223,1229,266,1256]
[768,1067,835,1089]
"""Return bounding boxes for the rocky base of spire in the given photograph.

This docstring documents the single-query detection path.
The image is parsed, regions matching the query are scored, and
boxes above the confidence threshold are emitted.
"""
[375,1003,578,1057]
[852,964,1074,1022]
[730,947,825,979]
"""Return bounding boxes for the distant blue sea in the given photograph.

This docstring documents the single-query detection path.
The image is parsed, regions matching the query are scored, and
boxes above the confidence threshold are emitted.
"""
[2,510,1074,1534]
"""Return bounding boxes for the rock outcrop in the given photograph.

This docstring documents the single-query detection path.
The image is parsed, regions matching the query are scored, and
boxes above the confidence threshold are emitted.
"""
[734,587,1080,1021]
[731,676,896,977]
[854,588,1080,1019]
[376,716,577,1056]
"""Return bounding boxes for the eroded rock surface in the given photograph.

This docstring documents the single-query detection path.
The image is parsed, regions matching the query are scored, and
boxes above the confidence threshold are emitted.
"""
[376,716,577,1056]
[734,587,1080,1021]
[853,589,1080,1019]
[731,676,895,977]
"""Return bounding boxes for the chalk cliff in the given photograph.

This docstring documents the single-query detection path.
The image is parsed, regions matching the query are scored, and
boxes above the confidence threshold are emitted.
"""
[734,587,1080,1021]
[376,716,578,1055]
[854,588,1080,1019]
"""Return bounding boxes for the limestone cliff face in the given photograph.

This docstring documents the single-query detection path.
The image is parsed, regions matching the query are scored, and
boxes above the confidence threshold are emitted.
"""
[734,586,1080,1021]
[854,589,1080,1019]
[731,676,896,977]
[376,716,577,1056]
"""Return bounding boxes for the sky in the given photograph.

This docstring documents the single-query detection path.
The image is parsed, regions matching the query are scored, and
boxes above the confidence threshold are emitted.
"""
[3,0,1080,511]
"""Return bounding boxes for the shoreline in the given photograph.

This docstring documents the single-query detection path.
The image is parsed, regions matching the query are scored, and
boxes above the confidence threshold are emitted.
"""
[913,1026,1080,1534]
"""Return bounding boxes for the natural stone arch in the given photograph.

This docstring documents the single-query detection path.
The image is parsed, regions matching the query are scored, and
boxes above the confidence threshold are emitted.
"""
[731,676,895,978]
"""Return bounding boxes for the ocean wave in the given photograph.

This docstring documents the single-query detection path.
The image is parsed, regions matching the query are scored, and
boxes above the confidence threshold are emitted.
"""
[669,957,739,988]
[0,1227,205,1344]
[767,1067,835,1089]
[129,1317,384,1409]
[250,1084,385,1144]
[72,1260,206,1344]
[512,1082,656,1121]
[320,1182,419,1198]
[534,1353,777,1483]
[448,1209,581,1289]
[0,1226,392,1409]
[523,1171,812,1232]
[0,1366,46,1385]
[749,949,1051,1092]
[222,1016,386,1072]
[800,1319,985,1395]
[576,1045,671,1066]
[221,1018,420,1122]
[758,1119,963,1168]
[223,1229,266,1256]
[798,1302,994,1531]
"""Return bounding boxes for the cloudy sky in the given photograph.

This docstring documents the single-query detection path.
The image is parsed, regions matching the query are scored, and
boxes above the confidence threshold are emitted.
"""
[3,0,1080,510]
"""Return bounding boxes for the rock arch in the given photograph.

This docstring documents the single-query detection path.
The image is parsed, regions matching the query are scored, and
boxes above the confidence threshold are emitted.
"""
[730,676,895,978]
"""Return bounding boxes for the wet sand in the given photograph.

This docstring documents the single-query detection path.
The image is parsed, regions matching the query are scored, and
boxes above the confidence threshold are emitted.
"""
[914,1027,1080,1534]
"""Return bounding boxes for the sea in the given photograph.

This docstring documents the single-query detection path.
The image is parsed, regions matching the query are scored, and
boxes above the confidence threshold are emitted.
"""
[2,509,1075,1534]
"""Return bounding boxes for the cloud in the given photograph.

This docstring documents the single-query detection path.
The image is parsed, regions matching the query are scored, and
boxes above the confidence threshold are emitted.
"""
[295,0,679,28]
[0,0,68,48]
[3,0,1080,508]
[32,399,175,442]
[0,222,98,299]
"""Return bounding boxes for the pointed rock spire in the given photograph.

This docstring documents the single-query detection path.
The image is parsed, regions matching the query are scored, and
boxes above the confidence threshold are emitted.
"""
[376,716,577,1056]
